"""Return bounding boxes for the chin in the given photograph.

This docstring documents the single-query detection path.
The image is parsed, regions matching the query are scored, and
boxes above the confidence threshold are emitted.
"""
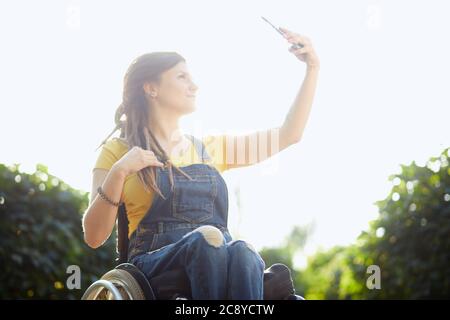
[186,106,196,115]
[179,105,196,116]
[187,102,197,112]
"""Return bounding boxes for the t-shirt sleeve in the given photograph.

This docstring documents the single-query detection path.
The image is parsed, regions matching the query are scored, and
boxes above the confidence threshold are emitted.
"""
[93,138,127,172]
[202,134,229,173]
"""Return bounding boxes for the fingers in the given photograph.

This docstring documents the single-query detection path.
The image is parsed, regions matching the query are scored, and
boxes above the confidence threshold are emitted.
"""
[136,147,164,167]
[279,27,311,46]
[279,27,290,37]
[289,44,309,55]
[287,36,309,47]
[143,149,155,156]
[151,160,165,167]
[290,43,304,50]
[145,153,164,167]
[147,157,165,167]
[279,27,300,40]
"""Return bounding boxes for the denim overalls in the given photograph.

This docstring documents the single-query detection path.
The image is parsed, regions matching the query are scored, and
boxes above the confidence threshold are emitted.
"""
[127,134,265,300]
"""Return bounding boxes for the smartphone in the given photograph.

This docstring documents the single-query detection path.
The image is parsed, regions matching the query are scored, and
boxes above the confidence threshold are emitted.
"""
[261,16,304,49]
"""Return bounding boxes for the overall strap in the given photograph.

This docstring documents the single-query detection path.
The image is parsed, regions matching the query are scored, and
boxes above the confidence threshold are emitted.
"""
[185,134,211,163]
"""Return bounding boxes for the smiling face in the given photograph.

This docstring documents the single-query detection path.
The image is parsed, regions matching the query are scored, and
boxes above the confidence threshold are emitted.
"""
[144,61,198,115]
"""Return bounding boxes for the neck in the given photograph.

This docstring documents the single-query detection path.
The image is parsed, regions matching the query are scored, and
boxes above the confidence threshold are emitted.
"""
[147,107,184,148]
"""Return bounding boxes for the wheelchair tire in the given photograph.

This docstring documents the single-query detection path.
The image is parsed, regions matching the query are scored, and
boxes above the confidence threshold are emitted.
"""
[115,263,156,300]
[83,269,146,300]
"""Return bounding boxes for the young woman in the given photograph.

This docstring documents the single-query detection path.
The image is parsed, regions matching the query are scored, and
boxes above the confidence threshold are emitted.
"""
[82,27,320,300]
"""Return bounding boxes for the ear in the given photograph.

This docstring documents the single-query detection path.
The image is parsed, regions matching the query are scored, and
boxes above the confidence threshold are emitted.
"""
[143,82,157,95]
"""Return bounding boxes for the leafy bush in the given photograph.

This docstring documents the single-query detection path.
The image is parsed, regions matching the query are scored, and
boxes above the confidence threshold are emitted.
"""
[296,147,450,299]
[0,163,116,299]
[353,147,450,298]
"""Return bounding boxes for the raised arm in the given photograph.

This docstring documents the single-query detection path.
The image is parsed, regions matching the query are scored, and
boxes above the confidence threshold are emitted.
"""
[219,28,320,170]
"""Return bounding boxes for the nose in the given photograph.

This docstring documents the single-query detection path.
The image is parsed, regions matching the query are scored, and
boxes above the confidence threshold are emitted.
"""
[189,82,198,94]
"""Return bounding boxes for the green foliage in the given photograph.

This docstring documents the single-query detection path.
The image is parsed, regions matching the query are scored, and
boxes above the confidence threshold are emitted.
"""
[354,147,450,299]
[295,246,343,299]
[0,163,116,299]
[260,246,295,271]
[260,224,311,268]
[259,224,312,294]
[295,147,450,299]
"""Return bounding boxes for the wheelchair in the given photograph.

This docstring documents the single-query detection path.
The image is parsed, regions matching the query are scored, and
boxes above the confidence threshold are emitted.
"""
[82,204,305,300]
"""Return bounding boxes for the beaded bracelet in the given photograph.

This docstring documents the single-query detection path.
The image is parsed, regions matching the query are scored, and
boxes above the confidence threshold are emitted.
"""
[97,186,122,207]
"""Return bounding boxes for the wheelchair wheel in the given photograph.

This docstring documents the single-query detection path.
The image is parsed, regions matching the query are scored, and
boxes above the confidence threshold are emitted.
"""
[82,268,146,300]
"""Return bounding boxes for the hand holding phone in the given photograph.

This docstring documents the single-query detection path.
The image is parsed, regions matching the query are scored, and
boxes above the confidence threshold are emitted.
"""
[261,16,304,50]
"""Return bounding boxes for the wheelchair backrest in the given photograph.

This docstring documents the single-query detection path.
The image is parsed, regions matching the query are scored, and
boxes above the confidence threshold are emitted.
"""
[116,203,129,264]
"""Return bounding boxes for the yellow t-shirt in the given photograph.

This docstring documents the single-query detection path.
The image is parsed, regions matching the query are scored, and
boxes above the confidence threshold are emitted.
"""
[93,135,229,238]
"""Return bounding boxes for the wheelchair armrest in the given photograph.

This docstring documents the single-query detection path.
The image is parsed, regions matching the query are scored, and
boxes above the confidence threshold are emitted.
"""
[286,294,306,300]
[263,263,299,300]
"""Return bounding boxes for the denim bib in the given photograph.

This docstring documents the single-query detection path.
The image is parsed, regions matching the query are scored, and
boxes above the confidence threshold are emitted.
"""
[127,134,231,262]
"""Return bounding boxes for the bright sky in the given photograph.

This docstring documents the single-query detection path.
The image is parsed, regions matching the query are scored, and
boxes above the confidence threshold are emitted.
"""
[1,0,449,268]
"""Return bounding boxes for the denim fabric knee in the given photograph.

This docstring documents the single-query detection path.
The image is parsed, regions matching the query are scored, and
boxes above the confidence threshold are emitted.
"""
[131,226,265,299]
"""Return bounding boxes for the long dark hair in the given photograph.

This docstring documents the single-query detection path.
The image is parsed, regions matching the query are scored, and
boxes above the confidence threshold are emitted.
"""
[96,52,193,200]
